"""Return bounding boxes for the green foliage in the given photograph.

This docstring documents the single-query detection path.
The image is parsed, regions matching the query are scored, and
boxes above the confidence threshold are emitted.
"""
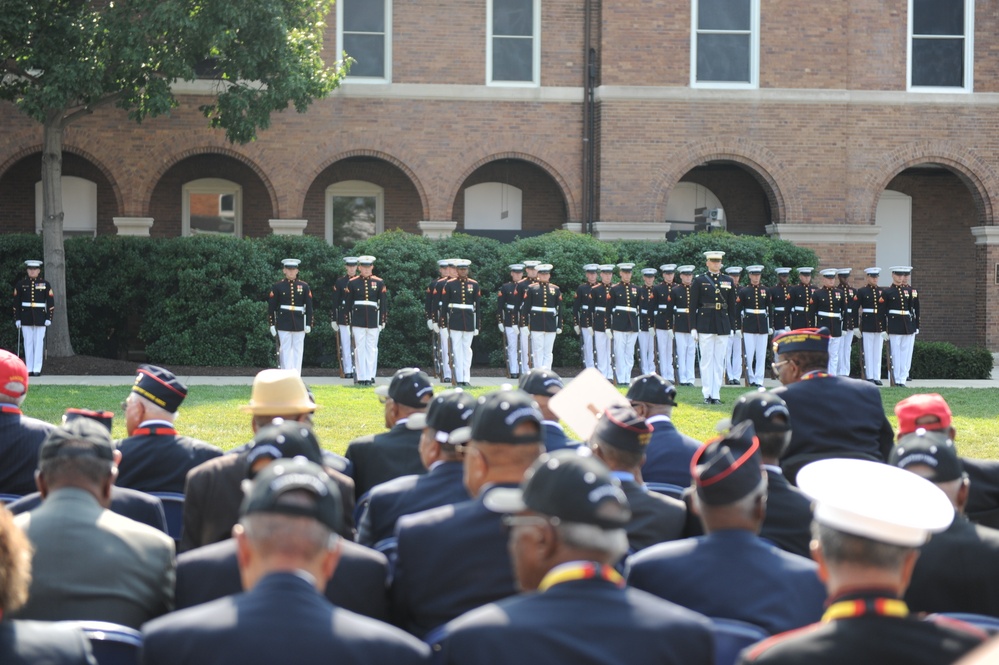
[910,341,993,380]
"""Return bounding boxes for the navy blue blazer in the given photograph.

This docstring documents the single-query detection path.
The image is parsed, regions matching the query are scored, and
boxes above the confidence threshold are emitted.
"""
[541,421,575,452]
[142,572,429,665]
[619,479,686,552]
[392,485,519,637]
[356,461,469,547]
[346,421,426,501]
[626,529,827,635]
[640,416,700,487]
[7,486,168,533]
[0,408,52,495]
[758,467,813,559]
[116,427,223,494]
[0,620,97,665]
[174,538,391,622]
[430,576,715,665]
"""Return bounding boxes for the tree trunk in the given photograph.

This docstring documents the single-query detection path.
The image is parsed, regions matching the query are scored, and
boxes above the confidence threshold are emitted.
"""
[41,113,75,357]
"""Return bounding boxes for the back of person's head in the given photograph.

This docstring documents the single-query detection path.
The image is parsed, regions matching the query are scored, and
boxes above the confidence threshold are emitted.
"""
[812,522,911,571]
[889,428,968,512]
[242,369,317,430]
[37,418,116,496]
[690,421,767,532]
[728,391,792,462]
[588,404,652,472]
[0,350,29,407]
[625,373,677,417]
[772,328,831,376]
[0,508,32,614]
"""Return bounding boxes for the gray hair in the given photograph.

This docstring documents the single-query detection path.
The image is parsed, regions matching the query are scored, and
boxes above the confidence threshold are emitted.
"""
[813,522,911,571]
[555,522,629,561]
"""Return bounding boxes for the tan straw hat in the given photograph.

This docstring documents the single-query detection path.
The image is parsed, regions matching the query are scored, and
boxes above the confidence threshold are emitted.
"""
[241,369,317,416]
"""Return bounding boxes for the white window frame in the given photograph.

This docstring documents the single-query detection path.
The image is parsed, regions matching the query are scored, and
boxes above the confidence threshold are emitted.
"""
[337,0,392,84]
[326,180,385,245]
[35,176,98,237]
[486,0,541,87]
[690,0,759,89]
[182,178,242,237]
[907,0,974,92]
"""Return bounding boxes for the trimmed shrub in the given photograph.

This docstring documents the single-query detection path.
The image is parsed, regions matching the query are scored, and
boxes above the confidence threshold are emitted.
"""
[910,341,993,380]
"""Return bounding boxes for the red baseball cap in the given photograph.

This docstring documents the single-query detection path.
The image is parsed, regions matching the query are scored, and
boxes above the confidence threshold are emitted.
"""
[894,393,952,437]
[0,349,28,400]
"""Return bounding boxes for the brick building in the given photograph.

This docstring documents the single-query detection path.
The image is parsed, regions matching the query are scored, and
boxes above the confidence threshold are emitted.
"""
[1,0,997,349]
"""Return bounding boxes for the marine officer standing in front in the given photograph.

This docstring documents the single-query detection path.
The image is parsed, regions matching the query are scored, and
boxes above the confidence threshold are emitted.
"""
[883,266,919,387]
[12,259,54,376]
[789,267,815,329]
[443,259,480,386]
[345,256,387,386]
[813,268,845,375]
[609,263,641,385]
[267,258,313,374]
[690,251,736,404]
[590,265,615,380]
[856,267,887,385]
[739,265,772,387]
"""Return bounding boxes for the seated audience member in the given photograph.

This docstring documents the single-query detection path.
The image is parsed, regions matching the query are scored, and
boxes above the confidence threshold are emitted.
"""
[141,459,430,665]
[518,369,575,451]
[741,459,984,664]
[0,506,98,665]
[0,349,53,496]
[356,390,474,547]
[626,421,826,635]
[429,448,715,665]
[889,428,999,617]
[769,328,893,483]
[14,418,175,628]
[588,404,686,552]
[116,365,223,493]
[181,369,354,551]
[628,373,700,487]
[392,389,545,637]
[346,368,434,500]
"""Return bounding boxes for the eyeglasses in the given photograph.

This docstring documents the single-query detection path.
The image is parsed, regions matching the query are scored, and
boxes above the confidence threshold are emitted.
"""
[501,514,561,530]
[771,360,790,375]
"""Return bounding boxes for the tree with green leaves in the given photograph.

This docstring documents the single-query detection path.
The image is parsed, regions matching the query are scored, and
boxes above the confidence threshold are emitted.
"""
[0,0,348,356]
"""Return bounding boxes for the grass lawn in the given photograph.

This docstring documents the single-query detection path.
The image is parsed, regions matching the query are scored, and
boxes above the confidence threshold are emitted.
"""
[20,384,999,461]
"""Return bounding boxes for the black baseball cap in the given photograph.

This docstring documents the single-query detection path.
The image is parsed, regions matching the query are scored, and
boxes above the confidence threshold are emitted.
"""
[691,420,765,506]
[241,457,344,534]
[730,391,791,434]
[518,369,564,397]
[40,417,115,463]
[484,448,632,529]
[626,373,677,406]
[406,390,477,443]
[62,408,114,432]
[889,429,964,484]
[591,405,652,454]
[375,368,434,408]
[246,419,325,475]
[449,389,543,446]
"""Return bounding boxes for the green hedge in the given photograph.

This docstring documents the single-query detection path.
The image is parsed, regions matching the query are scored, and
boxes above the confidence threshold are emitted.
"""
[910,341,993,380]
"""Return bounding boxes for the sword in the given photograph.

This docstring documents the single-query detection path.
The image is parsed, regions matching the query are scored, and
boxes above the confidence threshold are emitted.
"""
[500,318,512,379]
[274,328,281,369]
[446,328,457,388]
[334,323,345,379]
[16,324,21,359]
[885,334,896,387]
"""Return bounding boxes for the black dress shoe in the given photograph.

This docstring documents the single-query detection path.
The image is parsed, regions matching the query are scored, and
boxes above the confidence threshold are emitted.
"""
[344,373,354,379]
[510,373,520,380]
[874,380,883,386]
[896,383,905,388]
[711,398,722,405]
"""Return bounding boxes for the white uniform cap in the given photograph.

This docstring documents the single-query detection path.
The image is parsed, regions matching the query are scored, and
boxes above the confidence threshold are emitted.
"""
[456,259,471,268]
[820,269,837,278]
[536,264,553,273]
[509,264,526,271]
[678,265,695,273]
[523,260,541,269]
[617,263,635,271]
[437,259,451,267]
[704,251,725,260]
[660,264,677,272]
[599,264,615,272]
[797,267,814,275]
[746,265,764,273]
[797,458,954,547]
[725,267,743,275]
[344,257,359,265]
[583,264,599,272]
[865,267,881,276]
[641,268,657,276]
[357,255,376,265]
[775,267,791,275]
[24,260,43,268]
[837,268,852,275]
[890,266,913,274]
[281,258,301,268]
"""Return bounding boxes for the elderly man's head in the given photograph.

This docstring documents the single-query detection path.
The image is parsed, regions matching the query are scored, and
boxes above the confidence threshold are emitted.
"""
[124,365,188,434]
[690,421,767,534]
[771,328,831,385]
[375,368,434,428]
[242,369,317,432]
[36,418,120,507]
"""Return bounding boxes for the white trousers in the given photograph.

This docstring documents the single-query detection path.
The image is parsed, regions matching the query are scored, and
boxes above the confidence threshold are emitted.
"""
[530,331,557,370]
[638,330,655,375]
[698,333,728,399]
[744,332,768,385]
[862,332,884,381]
[655,329,675,381]
[22,325,46,374]
[439,329,452,380]
[890,334,915,384]
[352,326,381,382]
[519,327,531,374]
[278,330,305,374]
[826,336,842,376]
[838,331,854,376]
[504,326,520,374]
[338,325,354,374]
[675,332,696,384]
[580,327,595,369]
[450,330,474,383]
[727,334,743,380]
[613,331,638,384]
[595,331,613,379]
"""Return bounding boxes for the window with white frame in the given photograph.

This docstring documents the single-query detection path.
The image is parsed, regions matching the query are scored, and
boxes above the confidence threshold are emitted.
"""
[338,0,391,81]
[691,0,759,88]
[487,0,540,85]
[908,0,973,91]
[464,182,523,230]
[34,176,97,237]
[182,178,242,236]
[326,181,384,246]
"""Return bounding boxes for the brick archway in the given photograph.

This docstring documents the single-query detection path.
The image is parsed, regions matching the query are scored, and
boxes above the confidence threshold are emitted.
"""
[306,149,430,221]
[0,144,125,216]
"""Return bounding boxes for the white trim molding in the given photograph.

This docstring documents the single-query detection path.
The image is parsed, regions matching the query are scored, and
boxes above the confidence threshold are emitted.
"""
[561,222,583,233]
[113,217,154,237]
[269,219,308,236]
[591,221,670,241]
[765,223,881,244]
[971,226,999,245]
[418,220,459,238]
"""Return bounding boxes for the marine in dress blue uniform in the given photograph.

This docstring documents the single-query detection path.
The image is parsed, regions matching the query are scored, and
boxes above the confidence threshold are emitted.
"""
[724,266,744,385]
[522,264,561,371]
[882,266,919,386]
[856,267,887,384]
[637,268,658,376]
[590,266,615,380]
[442,260,480,386]
[652,264,677,381]
[572,264,598,370]
[12,260,54,376]
[430,259,456,383]
[812,269,845,375]
[671,266,697,386]
[690,251,737,403]
[332,256,358,379]
[628,373,700,488]
[267,258,313,373]
[836,268,857,376]
[345,255,388,385]
[788,267,815,330]
[769,267,793,332]
[514,261,540,374]
[738,266,772,387]
[498,264,525,378]
[609,263,641,385]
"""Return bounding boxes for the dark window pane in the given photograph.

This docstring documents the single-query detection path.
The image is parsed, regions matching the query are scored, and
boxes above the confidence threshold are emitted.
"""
[493,37,533,81]
[332,196,377,246]
[698,0,751,31]
[913,0,964,36]
[696,33,751,82]
[344,34,385,77]
[912,38,964,86]
[494,0,533,36]
[343,0,384,33]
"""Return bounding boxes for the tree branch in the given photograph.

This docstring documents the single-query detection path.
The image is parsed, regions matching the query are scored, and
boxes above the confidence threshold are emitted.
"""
[60,91,126,127]
[1,59,41,83]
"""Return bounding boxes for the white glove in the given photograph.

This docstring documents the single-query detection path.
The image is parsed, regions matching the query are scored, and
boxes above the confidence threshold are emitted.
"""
[498,323,505,334]
[269,326,277,337]
[915,329,920,335]
[379,324,385,331]
[853,328,861,339]
[332,322,339,332]
[691,329,699,342]
[432,322,440,333]
[768,328,774,335]
[606,330,613,340]
[44,320,51,327]
[881,331,889,341]
[304,325,311,334]
[573,325,581,335]
[734,330,741,338]
[473,329,479,337]
[556,328,562,335]
[14,321,21,329]
[427,319,434,331]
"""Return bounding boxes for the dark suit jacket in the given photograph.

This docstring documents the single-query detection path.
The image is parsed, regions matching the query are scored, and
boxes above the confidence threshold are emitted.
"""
[620,479,686,552]
[392,485,519,637]
[0,408,53,495]
[8,485,168,533]
[174,538,391,621]
[640,416,701,487]
[430,577,715,665]
[116,427,223,494]
[626,528,827,635]
[542,421,574,452]
[346,421,426,500]
[0,620,97,665]
[356,461,469,547]
[141,572,430,665]
[771,375,894,482]
[964,458,999,529]
[759,467,813,559]
[180,450,355,552]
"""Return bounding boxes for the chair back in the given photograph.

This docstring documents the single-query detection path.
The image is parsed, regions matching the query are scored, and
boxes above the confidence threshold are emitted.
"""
[928,612,999,635]
[645,482,685,500]
[149,491,185,543]
[0,493,23,504]
[73,621,142,665]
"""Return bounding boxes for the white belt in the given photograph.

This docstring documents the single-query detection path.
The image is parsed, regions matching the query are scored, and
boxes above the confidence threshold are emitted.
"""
[861,308,876,313]
[640,309,648,314]
[505,304,516,309]
[20,302,46,308]
[581,305,590,310]
[354,300,379,307]
[674,308,689,313]
[450,304,475,310]
[773,307,786,311]
[743,309,767,315]
[888,309,910,316]
[792,306,805,312]
[280,305,305,311]
[657,305,670,310]
[817,311,841,319]
[531,306,556,312]
[594,307,607,312]
[614,306,638,313]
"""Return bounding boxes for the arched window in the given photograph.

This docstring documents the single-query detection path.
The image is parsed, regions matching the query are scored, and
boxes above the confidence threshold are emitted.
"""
[326,180,384,245]
[183,178,242,236]
[464,182,523,230]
